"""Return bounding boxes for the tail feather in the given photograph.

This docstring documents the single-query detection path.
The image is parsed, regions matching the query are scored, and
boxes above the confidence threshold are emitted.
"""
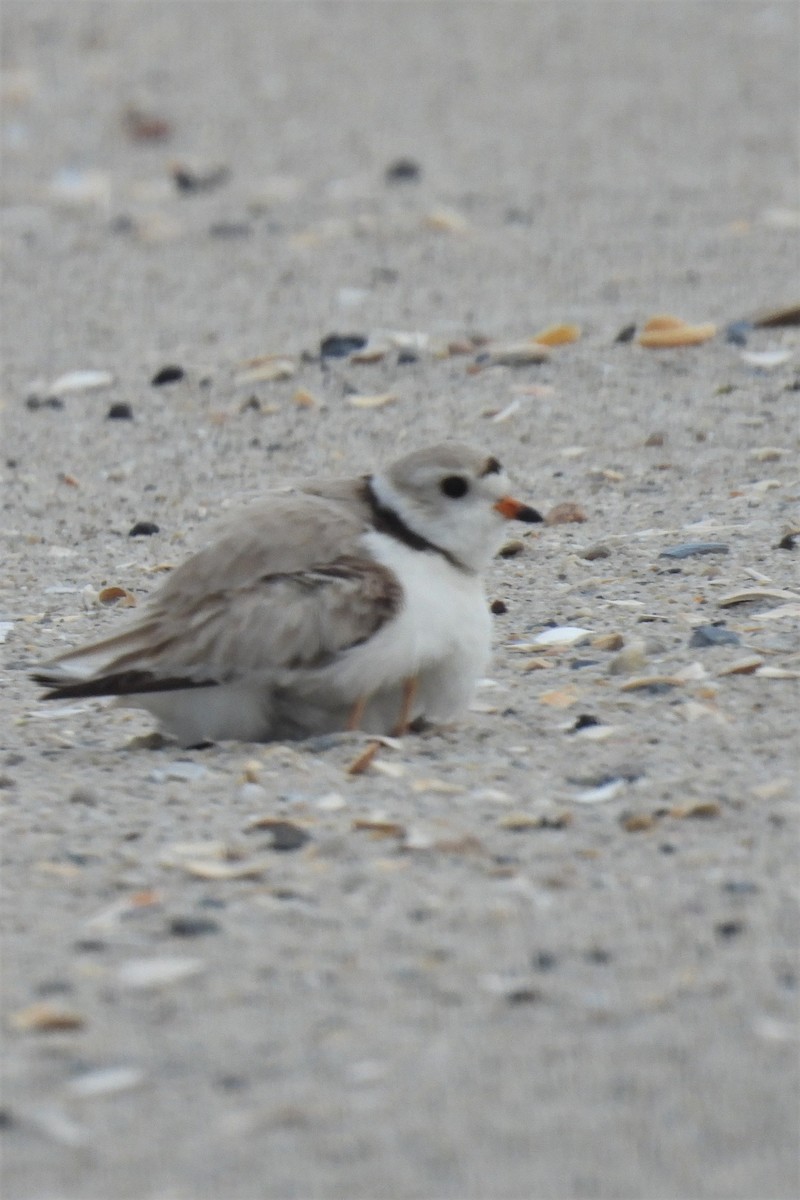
[32,668,217,700]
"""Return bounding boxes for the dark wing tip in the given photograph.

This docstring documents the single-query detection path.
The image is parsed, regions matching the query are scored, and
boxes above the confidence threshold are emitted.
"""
[31,670,218,700]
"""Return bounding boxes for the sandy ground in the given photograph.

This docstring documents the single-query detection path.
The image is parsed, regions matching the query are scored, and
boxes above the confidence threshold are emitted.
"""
[1,3,799,1198]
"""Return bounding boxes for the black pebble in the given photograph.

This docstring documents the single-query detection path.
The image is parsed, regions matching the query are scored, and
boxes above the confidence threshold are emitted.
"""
[268,821,311,852]
[570,658,599,670]
[74,938,107,953]
[151,365,185,386]
[128,521,160,537]
[490,599,508,615]
[615,323,637,343]
[107,402,133,420]
[320,334,367,359]
[715,920,745,939]
[0,1109,13,1129]
[689,624,741,648]
[777,533,796,551]
[397,349,418,365]
[168,916,220,938]
[571,714,600,732]
[385,157,421,183]
[722,880,758,895]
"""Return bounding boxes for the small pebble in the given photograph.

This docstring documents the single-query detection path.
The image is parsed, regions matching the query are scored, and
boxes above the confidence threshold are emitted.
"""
[608,640,648,675]
[320,334,367,358]
[385,157,421,183]
[545,502,587,525]
[151,365,185,386]
[580,543,611,561]
[26,395,64,410]
[659,542,729,559]
[722,880,758,895]
[266,821,311,852]
[570,714,600,732]
[499,539,526,558]
[168,916,220,938]
[725,321,752,346]
[715,920,745,940]
[614,323,637,343]
[689,625,741,648]
[107,402,133,420]
[776,533,796,551]
[490,599,508,615]
[128,521,160,537]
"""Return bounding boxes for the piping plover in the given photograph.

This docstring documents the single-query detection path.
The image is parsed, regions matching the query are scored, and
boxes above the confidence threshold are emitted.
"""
[33,443,541,745]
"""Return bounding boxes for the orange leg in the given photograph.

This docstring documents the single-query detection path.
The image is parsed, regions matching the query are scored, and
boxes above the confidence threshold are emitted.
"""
[392,676,418,736]
[346,694,368,731]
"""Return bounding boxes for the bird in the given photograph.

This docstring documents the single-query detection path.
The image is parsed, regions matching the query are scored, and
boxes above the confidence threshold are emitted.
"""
[33,442,541,746]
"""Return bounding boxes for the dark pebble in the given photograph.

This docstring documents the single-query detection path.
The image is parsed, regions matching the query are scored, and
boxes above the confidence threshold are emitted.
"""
[614,323,637,343]
[198,896,226,909]
[385,157,421,183]
[715,920,745,939]
[173,165,230,193]
[659,542,729,559]
[320,334,367,358]
[722,880,758,895]
[107,402,133,420]
[659,843,677,854]
[777,533,796,551]
[267,821,311,852]
[26,395,64,410]
[168,916,220,938]
[209,222,251,238]
[724,320,752,346]
[689,624,741,648]
[0,1109,13,1129]
[532,951,559,972]
[397,350,418,365]
[506,987,542,1005]
[128,521,160,537]
[569,658,598,670]
[151,365,185,386]
[585,948,613,964]
[74,938,107,952]
[490,599,508,615]
[571,714,600,732]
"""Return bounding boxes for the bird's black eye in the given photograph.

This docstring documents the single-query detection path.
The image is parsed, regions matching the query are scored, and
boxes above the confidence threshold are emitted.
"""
[440,475,469,499]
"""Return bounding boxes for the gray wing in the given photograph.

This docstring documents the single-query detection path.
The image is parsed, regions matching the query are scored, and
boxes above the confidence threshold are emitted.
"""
[35,487,401,697]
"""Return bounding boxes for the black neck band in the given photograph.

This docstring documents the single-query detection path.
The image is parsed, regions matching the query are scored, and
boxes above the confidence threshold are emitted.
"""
[361,478,464,571]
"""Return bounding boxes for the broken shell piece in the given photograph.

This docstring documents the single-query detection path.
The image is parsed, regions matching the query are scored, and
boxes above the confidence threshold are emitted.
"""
[480,342,551,366]
[531,323,580,346]
[639,322,716,348]
[98,586,137,606]
[545,502,588,525]
[592,633,624,651]
[176,859,269,881]
[234,356,296,385]
[9,1003,85,1032]
[608,640,648,675]
[117,957,206,990]
[293,388,317,408]
[67,1066,145,1098]
[642,314,688,332]
[348,342,390,364]
[423,207,471,234]
[48,369,114,395]
[539,686,580,708]
[751,304,800,328]
[347,392,396,408]
[719,588,800,606]
[352,818,406,839]
[755,666,800,680]
[619,675,682,691]
[574,778,626,804]
[739,349,793,369]
[533,626,593,648]
[749,447,785,462]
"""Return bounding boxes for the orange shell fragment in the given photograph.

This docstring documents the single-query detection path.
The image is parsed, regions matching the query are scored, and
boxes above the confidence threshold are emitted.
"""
[531,323,581,347]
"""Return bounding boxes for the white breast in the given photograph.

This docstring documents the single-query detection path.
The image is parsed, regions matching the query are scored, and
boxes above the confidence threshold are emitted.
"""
[334,532,492,719]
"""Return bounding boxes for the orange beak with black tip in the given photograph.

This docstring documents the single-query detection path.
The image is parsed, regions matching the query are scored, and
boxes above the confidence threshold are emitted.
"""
[494,497,543,523]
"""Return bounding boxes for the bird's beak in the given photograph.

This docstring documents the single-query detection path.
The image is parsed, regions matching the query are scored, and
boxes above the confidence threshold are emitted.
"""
[494,496,543,523]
